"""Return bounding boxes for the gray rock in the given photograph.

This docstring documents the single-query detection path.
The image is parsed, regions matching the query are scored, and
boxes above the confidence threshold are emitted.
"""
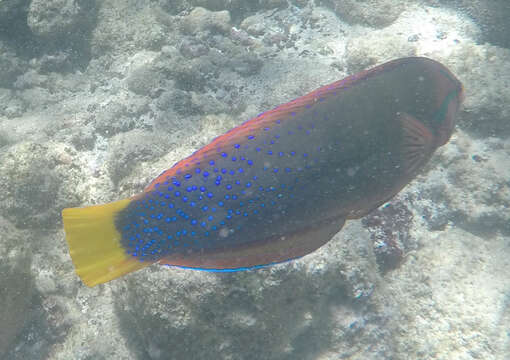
[445,0,510,49]
[0,142,80,228]
[0,247,34,359]
[320,0,408,28]
[27,0,97,39]
[0,41,27,88]
[0,0,28,25]
[90,3,172,57]
[107,129,168,185]
[179,7,231,35]
[92,95,151,137]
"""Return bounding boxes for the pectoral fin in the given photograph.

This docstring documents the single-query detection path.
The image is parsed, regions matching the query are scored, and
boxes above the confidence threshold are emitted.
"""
[398,112,436,176]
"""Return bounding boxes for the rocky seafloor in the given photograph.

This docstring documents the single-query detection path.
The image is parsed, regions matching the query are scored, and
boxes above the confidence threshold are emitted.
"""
[0,0,509,359]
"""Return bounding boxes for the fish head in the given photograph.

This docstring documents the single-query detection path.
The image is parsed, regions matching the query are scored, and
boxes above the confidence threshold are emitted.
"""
[431,65,465,146]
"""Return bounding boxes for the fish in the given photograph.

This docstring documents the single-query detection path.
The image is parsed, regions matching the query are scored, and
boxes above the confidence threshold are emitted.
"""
[62,57,464,287]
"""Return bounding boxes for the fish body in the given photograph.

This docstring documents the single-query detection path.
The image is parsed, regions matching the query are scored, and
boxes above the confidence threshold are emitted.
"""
[62,57,464,286]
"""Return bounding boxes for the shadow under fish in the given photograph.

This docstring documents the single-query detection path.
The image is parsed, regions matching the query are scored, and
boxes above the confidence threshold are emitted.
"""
[62,57,464,287]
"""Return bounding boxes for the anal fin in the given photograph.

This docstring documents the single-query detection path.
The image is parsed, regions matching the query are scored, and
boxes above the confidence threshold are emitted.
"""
[159,216,346,271]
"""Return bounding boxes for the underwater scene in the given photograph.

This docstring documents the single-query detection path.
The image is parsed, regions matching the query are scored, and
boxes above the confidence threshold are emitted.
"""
[0,0,509,359]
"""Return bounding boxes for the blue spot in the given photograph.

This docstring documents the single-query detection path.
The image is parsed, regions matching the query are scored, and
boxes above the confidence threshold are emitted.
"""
[195,168,201,174]
[246,182,252,188]
[247,160,254,166]
[208,215,213,221]
[290,151,296,156]
[185,174,192,179]
[303,153,308,157]
[174,191,181,197]
[232,195,238,200]
[256,147,261,152]
[273,168,279,173]
[192,185,198,191]
[232,157,237,161]
[234,144,240,149]
[235,180,240,185]
[200,186,206,192]
[218,201,224,207]
[207,192,213,198]
[221,168,227,174]
[202,206,208,211]
[203,171,209,177]
[186,186,193,192]
[239,168,244,173]
[191,219,197,225]
[226,184,232,190]
[229,170,235,175]
[278,152,284,156]
[248,135,255,140]
[173,181,181,187]
[182,196,188,202]
[201,222,206,227]
[221,152,228,158]
[276,119,281,124]
[264,127,270,131]
[268,150,273,155]
[209,160,215,166]
[190,201,196,207]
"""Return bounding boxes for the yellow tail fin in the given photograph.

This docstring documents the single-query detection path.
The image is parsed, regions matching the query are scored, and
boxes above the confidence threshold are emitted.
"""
[62,199,152,287]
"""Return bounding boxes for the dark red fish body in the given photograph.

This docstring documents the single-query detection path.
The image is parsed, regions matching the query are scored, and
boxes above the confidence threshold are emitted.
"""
[117,57,463,269]
[63,57,464,286]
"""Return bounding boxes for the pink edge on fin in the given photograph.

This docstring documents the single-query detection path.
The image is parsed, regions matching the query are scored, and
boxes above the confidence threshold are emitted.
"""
[158,216,346,270]
[398,112,436,176]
